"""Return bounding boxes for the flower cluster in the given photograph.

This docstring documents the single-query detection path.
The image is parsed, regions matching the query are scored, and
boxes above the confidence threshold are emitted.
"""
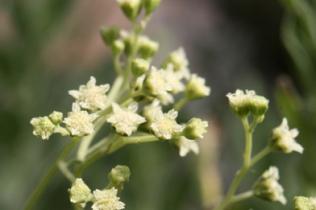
[294,196,316,210]
[253,166,287,205]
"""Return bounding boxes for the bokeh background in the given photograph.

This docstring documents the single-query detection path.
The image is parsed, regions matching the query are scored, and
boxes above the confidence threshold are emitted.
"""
[1,0,316,209]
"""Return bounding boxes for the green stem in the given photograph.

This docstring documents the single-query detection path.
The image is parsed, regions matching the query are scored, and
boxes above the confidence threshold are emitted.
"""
[250,146,272,167]
[58,160,75,182]
[241,117,252,167]
[114,53,123,75]
[24,138,79,210]
[230,191,254,205]
[174,97,189,111]
[108,76,124,101]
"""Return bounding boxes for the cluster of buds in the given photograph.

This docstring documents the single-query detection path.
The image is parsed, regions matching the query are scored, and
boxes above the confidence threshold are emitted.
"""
[294,196,316,210]
[69,165,130,209]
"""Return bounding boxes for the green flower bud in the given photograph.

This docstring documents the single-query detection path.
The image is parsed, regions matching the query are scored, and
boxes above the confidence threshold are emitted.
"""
[138,36,159,59]
[185,74,211,100]
[143,0,161,14]
[112,40,125,55]
[294,196,316,210]
[117,0,142,21]
[100,27,120,46]
[249,95,269,117]
[183,118,208,140]
[132,58,150,76]
[49,111,63,124]
[108,165,131,191]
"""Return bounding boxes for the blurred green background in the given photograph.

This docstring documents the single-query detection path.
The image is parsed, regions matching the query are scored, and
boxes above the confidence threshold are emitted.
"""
[0,0,315,209]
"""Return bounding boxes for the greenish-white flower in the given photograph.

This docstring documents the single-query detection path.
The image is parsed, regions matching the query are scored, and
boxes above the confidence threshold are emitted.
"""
[132,58,150,76]
[184,118,208,139]
[176,136,199,157]
[143,99,163,122]
[149,108,184,140]
[272,118,303,154]
[107,103,146,136]
[138,35,159,58]
[92,188,125,210]
[185,74,211,99]
[145,66,174,105]
[116,0,141,20]
[69,178,93,208]
[294,196,316,210]
[164,47,190,79]
[30,116,56,140]
[165,64,185,94]
[49,111,63,124]
[64,103,97,136]
[254,166,287,205]
[69,76,110,111]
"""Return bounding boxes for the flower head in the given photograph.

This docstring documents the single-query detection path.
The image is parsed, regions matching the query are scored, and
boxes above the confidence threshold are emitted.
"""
[30,116,56,140]
[116,0,141,20]
[272,118,303,154]
[184,118,208,139]
[143,100,163,122]
[64,103,97,136]
[149,108,184,140]
[165,64,185,94]
[108,165,131,191]
[176,137,199,157]
[254,166,287,205]
[294,196,316,210]
[164,47,190,79]
[107,103,145,136]
[185,74,211,100]
[138,35,159,59]
[69,76,110,111]
[69,178,92,208]
[92,188,125,210]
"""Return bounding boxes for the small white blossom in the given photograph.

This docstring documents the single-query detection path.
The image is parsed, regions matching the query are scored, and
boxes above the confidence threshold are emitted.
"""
[149,108,184,140]
[92,188,125,210]
[145,66,174,105]
[64,103,97,136]
[186,74,211,99]
[69,76,110,111]
[138,35,159,58]
[294,196,316,210]
[30,116,55,140]
[184,118,208,139]
[69,178,92,208]
[176,137,199,157]
[107,103,146,136]
[272,118,303,154]
[49,111,63,124]
[254,166,287,205]
[165,64,185,94]
[165,47,190,79]
[143,100,163,122]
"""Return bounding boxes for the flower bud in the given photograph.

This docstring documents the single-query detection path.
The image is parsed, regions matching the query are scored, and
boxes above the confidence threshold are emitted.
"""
[185,74,211,100]
[117,0,141,21]
[30,116,56,140]
[69,178,93,208]
[143,0,161,14]
[138,36,159,59]
[249,95,269,117]
[132,58,150,76]
[164,47,189,72]
[253,166,287,205]
[49,111,63,124]
[100,27,120,46]
[271,118,303,154]
[108,165,131,191]
[112,39,125,55]
[183,118,208,139]
[294,196,316,210]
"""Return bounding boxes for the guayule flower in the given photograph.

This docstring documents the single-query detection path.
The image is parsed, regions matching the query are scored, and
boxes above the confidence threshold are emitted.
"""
[294,196,316,210]
[254,166,287,205]
[272,118,303,154]
[184,118,208,139]
[69,76,110,111]
[69,178,92,208]
[138,35,159,59]
[92,188,125,210]
[108,165,131,191]
[143,99,162,122]
[117,0,141,20]
[226,89,268,117]
[30,116,56,140]
[64,103,97,136]
[145,66,174,105]
[165,64,185,94]
[176,137,199,157]
[164,47,190,79]
[143,0,161,14]
[185,74,211,100]
[149,108,184,140]
[131,58,150,76]
[107,103,146,136]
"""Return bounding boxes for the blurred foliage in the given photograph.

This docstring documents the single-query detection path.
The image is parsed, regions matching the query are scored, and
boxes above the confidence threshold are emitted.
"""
[277,0,316,195]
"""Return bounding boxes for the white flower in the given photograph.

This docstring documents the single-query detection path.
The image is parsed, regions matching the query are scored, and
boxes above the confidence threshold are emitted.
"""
[69,178,92,208]
[49,111,63,124]
[165,47,190,79]
[226,89,269,117]
[143,100,163,122]
[107,103,146,136]
[165,64,185,94]
[145,66,174,105]
[184,118,208,139]
[254,166,287,205]
[92,188,125,210]
[149,108,184,140]
[64,103,97,136]
[69,76,110,111]
[186,74,211,99]
[272,118,303,154]
[30,116,55,140]
[138,35,159,58]
[176,137,199,157]
[294,196,316,210]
